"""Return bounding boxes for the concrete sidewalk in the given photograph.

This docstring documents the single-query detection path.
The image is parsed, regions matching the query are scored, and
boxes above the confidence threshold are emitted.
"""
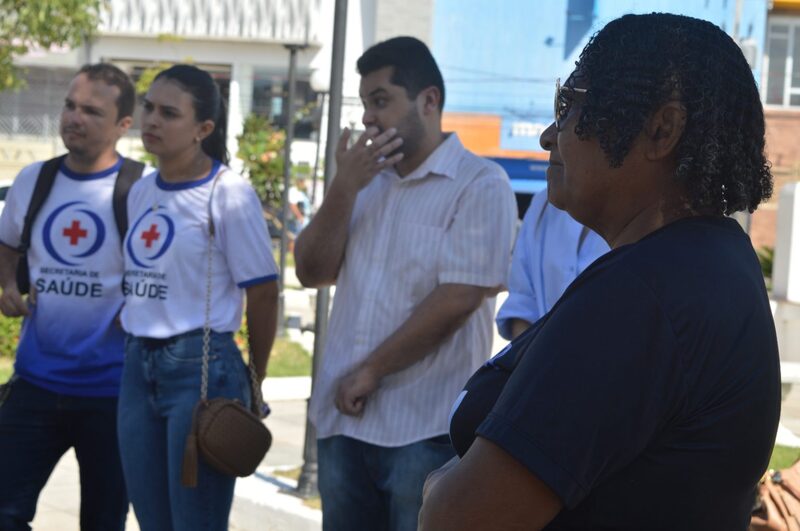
[32,397,315,531]
[32,280,321,530]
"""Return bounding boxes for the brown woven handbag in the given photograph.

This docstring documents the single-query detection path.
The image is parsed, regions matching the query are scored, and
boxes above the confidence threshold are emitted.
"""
[751,460,800,531]
[180,171,272,488]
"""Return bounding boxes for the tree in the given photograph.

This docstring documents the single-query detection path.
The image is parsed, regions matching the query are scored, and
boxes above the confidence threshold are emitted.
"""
[237,114,285,212]
[0,0,103,90]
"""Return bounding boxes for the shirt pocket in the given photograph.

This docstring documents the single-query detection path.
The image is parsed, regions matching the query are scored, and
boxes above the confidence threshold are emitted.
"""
[388,222,444,304]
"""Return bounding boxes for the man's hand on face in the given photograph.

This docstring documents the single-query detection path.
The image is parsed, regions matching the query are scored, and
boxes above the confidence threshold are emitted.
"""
[335,126,404,192]
[0,282,29,318]
[334,362,381,417]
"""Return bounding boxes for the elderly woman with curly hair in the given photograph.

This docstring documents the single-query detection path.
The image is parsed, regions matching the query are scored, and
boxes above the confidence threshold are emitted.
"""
[419,12,780,531]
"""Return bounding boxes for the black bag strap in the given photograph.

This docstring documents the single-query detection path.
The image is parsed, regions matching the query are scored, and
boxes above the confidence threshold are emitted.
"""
[19,155,66,253]
[112,158,145,241]
[20,156,144,250]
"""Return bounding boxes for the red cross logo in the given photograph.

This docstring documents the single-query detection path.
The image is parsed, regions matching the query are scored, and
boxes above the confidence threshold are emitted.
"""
[62,220,88,246]
[141,224,161,248]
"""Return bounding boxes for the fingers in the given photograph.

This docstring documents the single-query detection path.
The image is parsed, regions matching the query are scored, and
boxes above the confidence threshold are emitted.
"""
[336,127,351,155]
[0,299,26,317]
[370,127,398,149]
[0,291,28,317]
[375,152,404,171]
[0,299,14,317]
[356,126,380,148]
[376,137,403,157]
[334,385,366,417]
[344,397,365,416]
[754,483,788,531]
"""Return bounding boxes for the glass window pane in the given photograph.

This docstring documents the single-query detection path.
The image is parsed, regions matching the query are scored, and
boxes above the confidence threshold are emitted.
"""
[767,34,789,104]
[790,94,800,106]
[793,27,800,89]
[772,24,790,36]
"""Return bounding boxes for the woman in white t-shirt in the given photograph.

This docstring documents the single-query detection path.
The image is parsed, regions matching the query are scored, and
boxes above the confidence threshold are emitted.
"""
[117,64,279,531]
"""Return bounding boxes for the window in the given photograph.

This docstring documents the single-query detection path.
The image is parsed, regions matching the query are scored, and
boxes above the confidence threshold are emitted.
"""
[0,67,74,136]
[252,70,318,140]
[124,61,231,135]
[765,18,800,107]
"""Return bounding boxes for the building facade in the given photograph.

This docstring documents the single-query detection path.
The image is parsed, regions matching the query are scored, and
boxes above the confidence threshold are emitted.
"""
[430,0,800,249]
[0,0,326,178]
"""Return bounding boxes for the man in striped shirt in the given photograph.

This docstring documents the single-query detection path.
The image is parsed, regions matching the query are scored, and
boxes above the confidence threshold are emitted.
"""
[295,36,517,531]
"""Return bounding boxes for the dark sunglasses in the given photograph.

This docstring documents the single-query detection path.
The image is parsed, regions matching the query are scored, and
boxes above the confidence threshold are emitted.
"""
[554,77,588,130]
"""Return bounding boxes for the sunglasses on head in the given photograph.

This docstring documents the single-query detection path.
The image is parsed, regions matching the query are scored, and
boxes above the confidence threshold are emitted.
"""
[554,78,588,130]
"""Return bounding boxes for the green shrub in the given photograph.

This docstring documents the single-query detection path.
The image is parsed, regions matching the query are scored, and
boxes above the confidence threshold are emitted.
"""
[770,445,800,471]
[0,314,21,359]
[758,246,774,291]
[235,319,311,377]
[757,246,774,280]
[237,114,285,211]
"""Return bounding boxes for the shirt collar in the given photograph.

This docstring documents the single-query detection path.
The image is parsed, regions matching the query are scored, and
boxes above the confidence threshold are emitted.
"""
[386,132,464,182]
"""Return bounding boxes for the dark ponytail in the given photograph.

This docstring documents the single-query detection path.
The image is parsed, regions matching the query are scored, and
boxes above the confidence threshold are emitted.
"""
[201,96,228,165]
[154,64,230,165]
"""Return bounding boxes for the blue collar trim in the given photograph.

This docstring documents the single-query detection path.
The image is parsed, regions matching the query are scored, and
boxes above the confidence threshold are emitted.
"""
[60,156,123,181]
[155,160,222,191]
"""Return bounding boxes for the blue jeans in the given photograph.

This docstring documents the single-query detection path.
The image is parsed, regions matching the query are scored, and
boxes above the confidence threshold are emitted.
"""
[0,377,127,531]
[318,434,456,531]
[117,331,251,531]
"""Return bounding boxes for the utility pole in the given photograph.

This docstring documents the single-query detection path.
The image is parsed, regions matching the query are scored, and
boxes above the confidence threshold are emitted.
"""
[730,0,751,234]
[296,0,349,498]
[278,43,307,334]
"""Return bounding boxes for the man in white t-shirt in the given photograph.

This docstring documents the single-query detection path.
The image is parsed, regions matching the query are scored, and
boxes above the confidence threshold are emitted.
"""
[288,176,311,232]
[0,64,138,531]
[295,37,516,531]
[287,176,311,252]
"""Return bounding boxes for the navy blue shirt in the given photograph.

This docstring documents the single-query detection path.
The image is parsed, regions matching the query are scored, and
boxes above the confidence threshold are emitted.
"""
[450,216,780,530]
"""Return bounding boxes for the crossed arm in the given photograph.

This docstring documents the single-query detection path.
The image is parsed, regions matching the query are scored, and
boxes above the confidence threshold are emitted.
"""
[419,437,562,530]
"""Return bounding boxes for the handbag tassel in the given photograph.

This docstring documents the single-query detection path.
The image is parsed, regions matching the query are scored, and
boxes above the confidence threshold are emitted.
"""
[181,404,201,488]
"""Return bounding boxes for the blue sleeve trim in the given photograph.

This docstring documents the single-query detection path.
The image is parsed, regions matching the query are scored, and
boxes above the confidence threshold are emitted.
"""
[238,274,278,288]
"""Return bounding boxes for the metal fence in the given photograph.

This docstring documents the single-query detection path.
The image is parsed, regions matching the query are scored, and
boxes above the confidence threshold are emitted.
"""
[0,115,61,138]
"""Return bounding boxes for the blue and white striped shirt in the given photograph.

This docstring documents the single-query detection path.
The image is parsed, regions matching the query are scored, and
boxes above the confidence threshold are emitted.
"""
[309,133,517,446]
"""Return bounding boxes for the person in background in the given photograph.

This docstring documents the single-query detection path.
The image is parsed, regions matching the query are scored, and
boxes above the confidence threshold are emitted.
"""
[288,175,311,233]
[117,64,278,531]
[496,188,608,340]
[287,175,311,252]
[421,13,780,530]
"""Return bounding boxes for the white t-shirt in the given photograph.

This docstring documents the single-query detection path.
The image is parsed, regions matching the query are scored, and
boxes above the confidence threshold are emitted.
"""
[288,186,311,217]
[120,161,278,338]
[0,157,138,396]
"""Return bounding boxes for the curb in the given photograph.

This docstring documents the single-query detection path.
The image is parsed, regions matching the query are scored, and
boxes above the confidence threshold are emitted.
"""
[232,470,321,531]
[263,376,311,402]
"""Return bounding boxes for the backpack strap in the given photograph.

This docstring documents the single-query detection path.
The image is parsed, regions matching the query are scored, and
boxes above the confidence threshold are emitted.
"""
[19,155,66,253]
[15,156,143,294]
[112,158,145,241]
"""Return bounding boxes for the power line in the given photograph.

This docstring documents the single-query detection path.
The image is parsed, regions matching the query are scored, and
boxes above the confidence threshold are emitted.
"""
[442,64,553,84]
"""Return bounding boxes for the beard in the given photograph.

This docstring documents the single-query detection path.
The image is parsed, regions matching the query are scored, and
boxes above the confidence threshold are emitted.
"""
[390,106,426,160]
